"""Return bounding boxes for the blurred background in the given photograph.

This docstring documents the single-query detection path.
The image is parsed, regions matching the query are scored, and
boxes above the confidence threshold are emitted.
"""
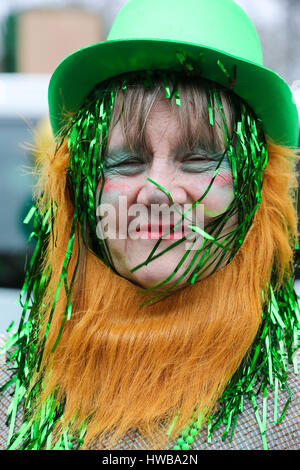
[0,0,299,333]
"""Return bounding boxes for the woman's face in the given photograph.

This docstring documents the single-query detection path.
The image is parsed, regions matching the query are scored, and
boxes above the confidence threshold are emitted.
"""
[96,98,237,289]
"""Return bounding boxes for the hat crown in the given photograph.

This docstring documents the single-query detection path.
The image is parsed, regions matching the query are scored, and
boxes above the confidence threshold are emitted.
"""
[108,0,263,66]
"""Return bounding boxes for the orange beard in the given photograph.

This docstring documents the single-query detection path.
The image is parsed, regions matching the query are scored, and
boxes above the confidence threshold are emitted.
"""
[33,139,298,449]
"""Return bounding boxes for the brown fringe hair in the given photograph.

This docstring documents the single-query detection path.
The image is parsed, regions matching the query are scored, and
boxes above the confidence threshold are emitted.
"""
[30,80,299,449]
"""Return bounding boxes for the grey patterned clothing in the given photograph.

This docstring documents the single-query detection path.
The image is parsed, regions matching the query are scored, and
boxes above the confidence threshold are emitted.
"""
[0,335,299,451]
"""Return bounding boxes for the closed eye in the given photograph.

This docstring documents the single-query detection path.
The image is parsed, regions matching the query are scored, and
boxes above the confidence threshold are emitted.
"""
[183,155,210,162]
[120,158,145,165]
[103,154,147,175]
[181,153,215,172]
[108,157,146,169]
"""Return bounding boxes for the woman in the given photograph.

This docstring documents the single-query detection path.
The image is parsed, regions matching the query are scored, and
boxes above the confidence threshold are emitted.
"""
[1,0,299,450]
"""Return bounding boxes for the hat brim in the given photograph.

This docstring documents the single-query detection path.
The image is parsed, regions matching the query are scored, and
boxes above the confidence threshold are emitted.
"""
[48,38,299,148]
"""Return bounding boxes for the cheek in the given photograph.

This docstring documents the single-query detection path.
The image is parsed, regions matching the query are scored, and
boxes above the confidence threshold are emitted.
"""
[102,179,132,193]
[189,173,235,217]
[97,177,132,205]
[96,177,139,238]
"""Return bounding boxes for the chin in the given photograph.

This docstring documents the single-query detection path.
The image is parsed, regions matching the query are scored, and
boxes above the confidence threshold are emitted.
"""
[110,240,221,291]
[125,260,191,291]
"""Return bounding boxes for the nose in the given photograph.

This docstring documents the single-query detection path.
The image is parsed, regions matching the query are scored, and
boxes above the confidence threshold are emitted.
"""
[136,159,188,206]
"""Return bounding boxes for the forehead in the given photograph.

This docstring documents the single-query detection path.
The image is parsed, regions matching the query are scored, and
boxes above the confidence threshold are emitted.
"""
[108,99,181,150]
[105,80,233,156]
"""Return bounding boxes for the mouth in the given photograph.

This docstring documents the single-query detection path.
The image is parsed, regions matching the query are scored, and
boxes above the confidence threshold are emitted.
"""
[134,224,192,240]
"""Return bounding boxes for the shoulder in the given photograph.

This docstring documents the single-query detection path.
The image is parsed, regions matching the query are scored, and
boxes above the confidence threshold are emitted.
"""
[93,371,299,451]
[0,336,11,449]
[191,368,299,450]
[0,332,22,450]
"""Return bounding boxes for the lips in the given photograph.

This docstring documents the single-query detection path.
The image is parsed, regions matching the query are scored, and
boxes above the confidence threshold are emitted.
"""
[135,224,191,240]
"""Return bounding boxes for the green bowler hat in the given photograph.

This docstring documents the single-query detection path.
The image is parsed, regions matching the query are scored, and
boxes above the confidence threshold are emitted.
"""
[48,0,299,148]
